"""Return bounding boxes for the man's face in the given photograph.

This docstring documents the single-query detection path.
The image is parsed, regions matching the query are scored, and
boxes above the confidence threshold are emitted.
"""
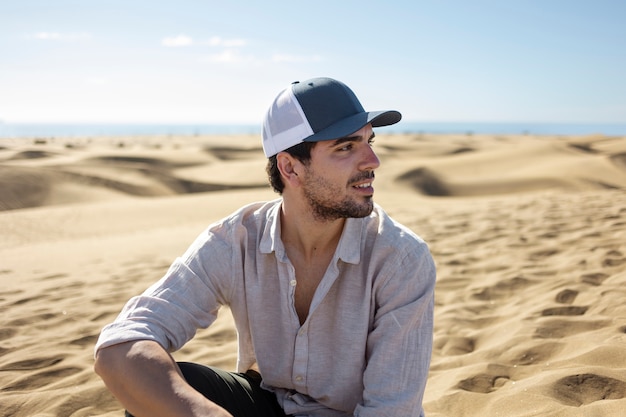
[300,124,380,221]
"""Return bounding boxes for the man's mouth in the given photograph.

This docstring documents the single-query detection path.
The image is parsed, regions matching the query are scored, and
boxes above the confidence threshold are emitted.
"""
[350,172,375,193]
[350,172,375,185]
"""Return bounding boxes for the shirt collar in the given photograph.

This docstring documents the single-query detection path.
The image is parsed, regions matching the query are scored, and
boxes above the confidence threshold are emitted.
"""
[259,199,363,265]
[335,217,362,265]
[259,199,284,258]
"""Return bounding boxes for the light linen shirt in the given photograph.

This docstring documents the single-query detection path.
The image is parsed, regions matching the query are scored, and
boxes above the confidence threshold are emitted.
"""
[96,199,436,417]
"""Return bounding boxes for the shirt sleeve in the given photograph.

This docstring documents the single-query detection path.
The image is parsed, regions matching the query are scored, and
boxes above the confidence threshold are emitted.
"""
[354,241,436,417]
[94,224,235,354]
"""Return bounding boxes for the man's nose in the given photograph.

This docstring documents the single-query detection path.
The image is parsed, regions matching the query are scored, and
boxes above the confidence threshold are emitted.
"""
[361,143,380,171]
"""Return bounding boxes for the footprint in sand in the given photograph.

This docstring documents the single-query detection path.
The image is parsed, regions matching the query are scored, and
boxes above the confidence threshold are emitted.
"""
[0,327,19,341]
[528,248,560,261]
[581,272,609,286]
[541,306,589,316]
[456,364,512,393]
[471,276,535,301]
[439,336,475,356]
[534,318,610,339]
[603,257,626,267]
[551,373,626,406]
[555,289,578,304]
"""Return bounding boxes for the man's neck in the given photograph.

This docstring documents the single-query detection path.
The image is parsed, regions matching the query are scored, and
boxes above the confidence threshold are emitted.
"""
[280,201,345,262]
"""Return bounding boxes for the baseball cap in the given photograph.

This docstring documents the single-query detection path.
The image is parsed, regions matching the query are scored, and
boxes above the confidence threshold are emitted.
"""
[262,77,402,157]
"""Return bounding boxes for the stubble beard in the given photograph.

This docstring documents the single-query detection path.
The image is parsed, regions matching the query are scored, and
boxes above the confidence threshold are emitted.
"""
[302,169,375,222]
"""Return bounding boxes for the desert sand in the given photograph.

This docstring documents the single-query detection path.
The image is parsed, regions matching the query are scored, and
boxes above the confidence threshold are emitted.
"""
[1,132,625,416]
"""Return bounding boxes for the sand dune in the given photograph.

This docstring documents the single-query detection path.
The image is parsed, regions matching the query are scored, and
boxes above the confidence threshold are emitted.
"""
[1,133,625,416]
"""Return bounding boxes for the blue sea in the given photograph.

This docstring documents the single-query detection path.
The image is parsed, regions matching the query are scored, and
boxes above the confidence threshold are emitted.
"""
[1,122,625,138]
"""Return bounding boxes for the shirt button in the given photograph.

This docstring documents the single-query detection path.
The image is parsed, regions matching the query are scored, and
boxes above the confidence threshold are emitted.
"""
[295,376,303,382]
[290,279,297,287]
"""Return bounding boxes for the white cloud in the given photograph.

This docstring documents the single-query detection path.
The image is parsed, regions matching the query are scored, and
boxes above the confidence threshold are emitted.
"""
[162,34,194,47]
[31,32,92,41]
[160,34,324,67]
[199,49,323,66]
[161,34,248,49]
[34,32,62,40]
[205,36,247,47]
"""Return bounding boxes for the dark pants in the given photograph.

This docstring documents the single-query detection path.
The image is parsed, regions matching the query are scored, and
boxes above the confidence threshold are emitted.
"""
[125,362,287,417]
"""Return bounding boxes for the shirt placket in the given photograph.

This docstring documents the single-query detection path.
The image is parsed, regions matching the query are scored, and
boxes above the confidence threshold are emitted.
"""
[292,322,309,392]
[285,261,309,392]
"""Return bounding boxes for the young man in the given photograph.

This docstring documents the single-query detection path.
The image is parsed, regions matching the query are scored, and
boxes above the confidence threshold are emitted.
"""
[94,77,436,417]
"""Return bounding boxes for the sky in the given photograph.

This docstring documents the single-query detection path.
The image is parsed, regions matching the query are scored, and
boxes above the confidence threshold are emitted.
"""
[1,0,625,125]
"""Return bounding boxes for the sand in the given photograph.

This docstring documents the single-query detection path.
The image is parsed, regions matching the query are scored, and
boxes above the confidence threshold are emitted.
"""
[1,132,625,416]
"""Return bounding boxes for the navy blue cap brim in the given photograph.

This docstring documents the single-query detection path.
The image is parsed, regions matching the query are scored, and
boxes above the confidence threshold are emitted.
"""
[302,110,401,143]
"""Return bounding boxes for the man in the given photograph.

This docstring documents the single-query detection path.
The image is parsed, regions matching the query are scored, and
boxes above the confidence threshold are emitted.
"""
[94,77,436,417]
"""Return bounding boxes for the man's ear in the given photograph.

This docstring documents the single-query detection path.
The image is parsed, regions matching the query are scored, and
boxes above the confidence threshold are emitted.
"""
[276,152,302,188]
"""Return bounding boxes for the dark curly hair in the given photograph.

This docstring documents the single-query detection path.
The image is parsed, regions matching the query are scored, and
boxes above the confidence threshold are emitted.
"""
[266,141,316,194]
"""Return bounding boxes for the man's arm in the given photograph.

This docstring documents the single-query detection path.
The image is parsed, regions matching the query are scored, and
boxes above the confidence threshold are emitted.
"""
[356,244,436,417]
[94,340,232,417]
